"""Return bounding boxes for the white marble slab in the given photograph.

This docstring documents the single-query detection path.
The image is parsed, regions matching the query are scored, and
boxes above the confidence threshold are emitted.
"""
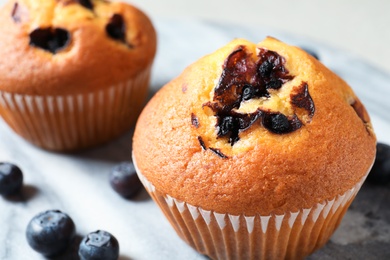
[1,18,390,260]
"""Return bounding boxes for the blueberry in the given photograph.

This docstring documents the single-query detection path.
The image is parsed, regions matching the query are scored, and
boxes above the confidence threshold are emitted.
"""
[258,60,273,78]
[109,162,143,198]
[218,116,235,136]
[217,115,241,145]
[262,113,290,134]
[106,14,126,43]
[0,162,23,196]
[78,230,119,260]
[26,210,76,257]
[266,79,282,90]
[367,143,390,185]
[29,27,70,54]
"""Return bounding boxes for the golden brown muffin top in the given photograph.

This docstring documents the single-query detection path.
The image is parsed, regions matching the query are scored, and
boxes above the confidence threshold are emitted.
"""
[0,0,156,95]
[133,37,376,216]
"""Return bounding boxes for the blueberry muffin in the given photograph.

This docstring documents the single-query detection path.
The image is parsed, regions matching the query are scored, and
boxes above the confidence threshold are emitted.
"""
[133,37,376,259]
[0,0,156,151]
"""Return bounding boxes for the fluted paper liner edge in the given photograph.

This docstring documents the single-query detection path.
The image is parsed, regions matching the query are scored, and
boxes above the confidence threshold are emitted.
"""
[0,66,151,151]
[133,154,369,260]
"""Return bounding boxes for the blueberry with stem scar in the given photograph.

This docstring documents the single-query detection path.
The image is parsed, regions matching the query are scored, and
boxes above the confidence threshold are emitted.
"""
[78,230,119,260]
[26,210,76,257]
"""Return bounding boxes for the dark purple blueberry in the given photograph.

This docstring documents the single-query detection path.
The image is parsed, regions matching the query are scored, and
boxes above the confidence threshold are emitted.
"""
[109,162,143,198]
[217,115,240,144]
[263,113,290,134]
[266,79,282,90]
[262,112,302,134]
[213,47,255,109]
[301,47,320,60]
[257,48,294,91]
[0,162,23,196]
[258,59,273,78]
[290,82,315,118]
[78,230,119,260]
[26,210,76,257]
[218,116,235,136]
[29,27,70,54]
[106,14,126,43]
[367,143,390,185]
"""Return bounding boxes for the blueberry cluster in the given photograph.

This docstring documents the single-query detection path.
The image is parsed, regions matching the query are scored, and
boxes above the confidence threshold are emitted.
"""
[2,161,144,259]
[202,46,314,147]
[26,210,119,259]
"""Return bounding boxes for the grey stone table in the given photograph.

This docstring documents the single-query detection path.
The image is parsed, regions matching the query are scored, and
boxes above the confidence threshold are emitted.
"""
[1,18,390,260]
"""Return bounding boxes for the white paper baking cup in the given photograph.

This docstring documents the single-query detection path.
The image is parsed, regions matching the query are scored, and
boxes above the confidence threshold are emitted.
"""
[0,67,151,151]
[133,156,368,260]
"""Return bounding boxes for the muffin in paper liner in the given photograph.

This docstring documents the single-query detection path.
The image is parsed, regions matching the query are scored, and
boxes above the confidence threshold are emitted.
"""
[132,37,376,259]
[0,67,151,151]
[134,156,368,260]
[0,0,156,151]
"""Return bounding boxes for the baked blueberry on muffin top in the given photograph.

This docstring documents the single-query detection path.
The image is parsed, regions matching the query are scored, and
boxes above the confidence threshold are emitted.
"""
[133,37,376,260]
[0,0,156,151]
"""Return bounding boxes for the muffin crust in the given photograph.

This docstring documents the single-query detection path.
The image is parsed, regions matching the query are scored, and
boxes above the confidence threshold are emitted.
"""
[0,0,156,95]
[133,38,376,216]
